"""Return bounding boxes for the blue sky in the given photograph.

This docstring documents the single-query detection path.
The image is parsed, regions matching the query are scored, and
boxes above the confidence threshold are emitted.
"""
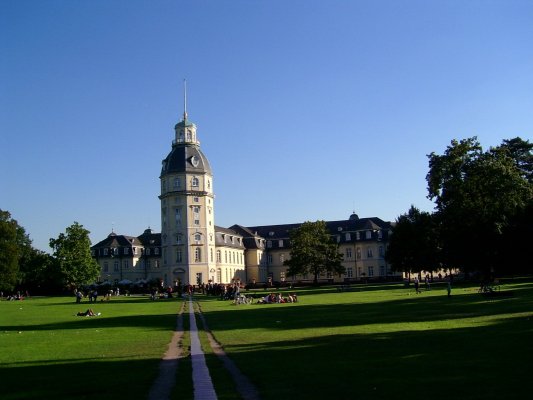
[1,0,532,252]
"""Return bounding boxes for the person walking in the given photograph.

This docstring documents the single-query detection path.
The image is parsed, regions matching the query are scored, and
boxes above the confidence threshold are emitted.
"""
[414,277,420,294]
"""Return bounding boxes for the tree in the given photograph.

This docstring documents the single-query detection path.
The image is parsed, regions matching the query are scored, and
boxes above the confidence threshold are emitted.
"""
[284,220,345,284]
[385,206,439,278]
[19,249,63,294]
[494,137,533,184]
[426,137,532,277]
[0,210,22,291]
[49,222,100,288]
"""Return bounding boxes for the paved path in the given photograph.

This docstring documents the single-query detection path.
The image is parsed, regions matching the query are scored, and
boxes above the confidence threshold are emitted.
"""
[189,300,217,400]
[148,297,260,400]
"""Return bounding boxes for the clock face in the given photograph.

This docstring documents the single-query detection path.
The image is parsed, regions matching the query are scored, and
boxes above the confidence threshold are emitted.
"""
[191,156,199,167]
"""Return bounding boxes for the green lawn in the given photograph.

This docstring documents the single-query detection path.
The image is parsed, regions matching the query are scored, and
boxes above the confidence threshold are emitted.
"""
[0,295,182,400]
[199,281,533,400]
[1,281,532,400]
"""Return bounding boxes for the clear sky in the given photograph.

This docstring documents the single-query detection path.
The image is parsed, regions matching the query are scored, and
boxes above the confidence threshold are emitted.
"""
[1,0,532,253]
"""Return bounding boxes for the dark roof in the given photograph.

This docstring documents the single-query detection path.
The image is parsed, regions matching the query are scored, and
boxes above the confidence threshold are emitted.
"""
[174,118,195,128]
[137,229,161,247]
[91,233,138,249]
[229,224,266,249]
[246,217,393,248]
[214,226,245,248]
[161,144,212,176]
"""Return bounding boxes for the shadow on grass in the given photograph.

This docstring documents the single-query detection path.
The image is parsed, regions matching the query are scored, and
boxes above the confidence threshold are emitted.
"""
[200,290,533,333]
[218,314,533,400]
[0,312,182,332]
[1,357,162,400]
[197,284,533,399]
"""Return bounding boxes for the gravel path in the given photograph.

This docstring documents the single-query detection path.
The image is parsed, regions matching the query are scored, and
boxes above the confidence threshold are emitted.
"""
[147,302,185,400]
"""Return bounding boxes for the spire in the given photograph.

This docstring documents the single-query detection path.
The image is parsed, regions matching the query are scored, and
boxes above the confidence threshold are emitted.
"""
[183,79,188,121]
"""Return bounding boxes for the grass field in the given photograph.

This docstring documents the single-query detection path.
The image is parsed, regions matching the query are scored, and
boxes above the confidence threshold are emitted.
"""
[1,281,532,399]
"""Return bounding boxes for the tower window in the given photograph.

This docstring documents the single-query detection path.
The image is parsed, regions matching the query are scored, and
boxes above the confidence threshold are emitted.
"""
[195,247,201,262]
[192,177,199,187]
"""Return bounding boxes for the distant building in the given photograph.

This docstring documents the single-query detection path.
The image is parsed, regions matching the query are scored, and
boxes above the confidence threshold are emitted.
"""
[91,103,397,286]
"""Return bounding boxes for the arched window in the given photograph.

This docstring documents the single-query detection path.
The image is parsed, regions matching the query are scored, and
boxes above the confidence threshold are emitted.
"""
[192,177,199,187]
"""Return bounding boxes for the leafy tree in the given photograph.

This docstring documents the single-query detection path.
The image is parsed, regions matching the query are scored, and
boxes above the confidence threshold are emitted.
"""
[284,220,345,284]
[426,137,532,277]
[494,137,533,184]
[19,249,63,294]
[0,210,22,292]
[385,206,439,278]
[49,222,100,288]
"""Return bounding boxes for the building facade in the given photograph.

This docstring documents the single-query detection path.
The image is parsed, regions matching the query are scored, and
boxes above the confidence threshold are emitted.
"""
[92,106,397,286]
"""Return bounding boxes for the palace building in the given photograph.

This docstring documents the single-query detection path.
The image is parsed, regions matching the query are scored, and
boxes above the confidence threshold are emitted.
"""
[91,100,396,286]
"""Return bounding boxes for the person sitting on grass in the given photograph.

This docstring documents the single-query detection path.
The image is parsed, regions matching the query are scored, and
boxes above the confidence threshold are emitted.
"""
[257,293,274,304]
[76,309,100,317]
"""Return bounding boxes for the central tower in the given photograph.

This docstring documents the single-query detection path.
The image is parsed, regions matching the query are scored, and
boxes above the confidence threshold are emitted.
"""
[159,90,216,286]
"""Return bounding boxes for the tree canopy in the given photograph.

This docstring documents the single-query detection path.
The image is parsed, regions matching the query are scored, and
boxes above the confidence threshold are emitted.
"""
[0,210,24,291]
[284,220,345,284]
[385,206,439,276]
[49,222,100,288]
[426,137,533,276]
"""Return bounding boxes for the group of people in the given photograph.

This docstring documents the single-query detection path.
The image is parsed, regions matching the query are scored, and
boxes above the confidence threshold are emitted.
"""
[74,288,116,303]
[412,274,453,297]
[1,291,27,301]
[257,292,298,304]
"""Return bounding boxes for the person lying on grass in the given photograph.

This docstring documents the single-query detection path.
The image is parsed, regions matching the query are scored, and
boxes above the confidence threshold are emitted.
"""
[257,293,298,304]
[76,309,101,317]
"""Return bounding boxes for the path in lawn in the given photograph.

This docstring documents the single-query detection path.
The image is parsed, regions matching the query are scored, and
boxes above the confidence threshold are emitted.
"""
[148,301,187,400]
[149,297,258,400]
